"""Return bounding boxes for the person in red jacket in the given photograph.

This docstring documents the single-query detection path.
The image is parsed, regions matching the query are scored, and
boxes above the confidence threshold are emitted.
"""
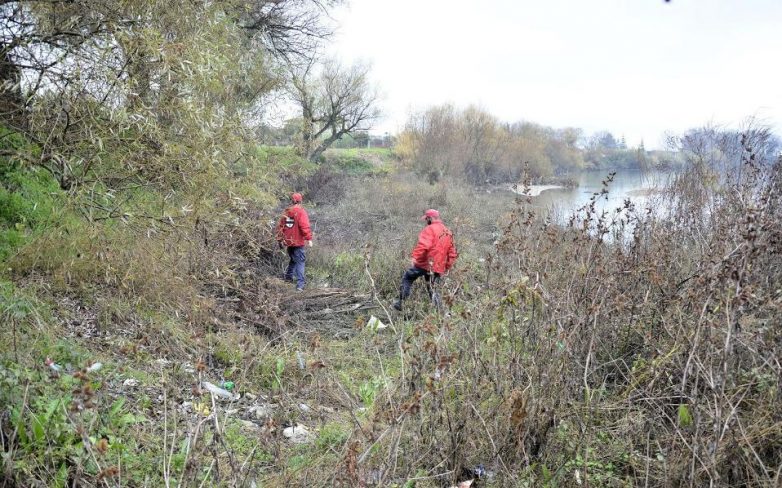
[276,192,313,291]
[393,209,458,311]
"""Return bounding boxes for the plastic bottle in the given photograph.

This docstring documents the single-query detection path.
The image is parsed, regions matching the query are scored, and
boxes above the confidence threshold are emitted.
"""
[45,357,63,373]
[201,381,237,399]
[86,362,103,373]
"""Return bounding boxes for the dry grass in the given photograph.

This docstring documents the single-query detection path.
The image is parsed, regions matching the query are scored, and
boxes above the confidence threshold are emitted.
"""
[337,143,782,486]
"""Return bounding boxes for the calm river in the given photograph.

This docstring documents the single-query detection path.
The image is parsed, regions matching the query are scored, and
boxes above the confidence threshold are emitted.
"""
[515,170,673,223]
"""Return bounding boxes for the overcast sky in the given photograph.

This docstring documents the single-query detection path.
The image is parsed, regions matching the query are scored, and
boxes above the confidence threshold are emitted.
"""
[327,0,782,149]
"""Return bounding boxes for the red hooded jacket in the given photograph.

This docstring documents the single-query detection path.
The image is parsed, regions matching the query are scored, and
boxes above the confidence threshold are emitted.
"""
[276,204,312,247]
[411,220,458,274]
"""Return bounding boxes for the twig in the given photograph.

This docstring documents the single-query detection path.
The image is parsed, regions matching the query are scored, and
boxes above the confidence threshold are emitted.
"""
[364,248,397,333]
[197,460,215,488]
[469,402,511,476]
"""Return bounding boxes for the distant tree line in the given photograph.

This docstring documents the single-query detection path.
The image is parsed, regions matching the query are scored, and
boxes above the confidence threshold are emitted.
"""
[672,125,781,175]
[392,104,692,184]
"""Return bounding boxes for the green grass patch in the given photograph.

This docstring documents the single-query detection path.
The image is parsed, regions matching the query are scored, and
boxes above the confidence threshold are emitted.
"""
[0,132,64,261]
[321,147,395,175]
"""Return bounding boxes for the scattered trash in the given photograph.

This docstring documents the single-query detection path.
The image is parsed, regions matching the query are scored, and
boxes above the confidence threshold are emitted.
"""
[220,380,235,391]
[201,381,238,400]
[474,465,486,478]
[45,357,63,373]
[454,481,474,488]
[298,403,311,413]
[449,480,473,488]
[366,315,387,332]
[296,351,306,370]
[123,378,139,388]
[86,362,103,373]
[282,423,313,444]
[244,392,258,401]
[575,468,582,485]
[434,367,443,381]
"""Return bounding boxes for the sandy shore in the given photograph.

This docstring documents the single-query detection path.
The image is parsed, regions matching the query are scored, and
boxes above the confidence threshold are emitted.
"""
[510,184,564,196]
[625,188,661,197]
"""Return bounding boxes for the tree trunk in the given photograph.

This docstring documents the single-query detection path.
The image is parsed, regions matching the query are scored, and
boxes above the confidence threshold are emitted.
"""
[299,108,314,158]
[308,130,343,162]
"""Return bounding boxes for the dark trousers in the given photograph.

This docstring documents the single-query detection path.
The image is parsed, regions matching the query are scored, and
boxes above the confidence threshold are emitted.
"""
[284,246,306,288]
[399,266,442,308]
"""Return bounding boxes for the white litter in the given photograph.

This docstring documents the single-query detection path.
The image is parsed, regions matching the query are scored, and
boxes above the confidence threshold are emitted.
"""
[201,381,238,400]
[366,315,387,331]
[283,424,314,444]
[86,362,103,373]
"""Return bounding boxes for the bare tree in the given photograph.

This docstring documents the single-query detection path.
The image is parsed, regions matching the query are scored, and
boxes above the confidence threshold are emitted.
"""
[233,0,341,62]
[289,57,380,161]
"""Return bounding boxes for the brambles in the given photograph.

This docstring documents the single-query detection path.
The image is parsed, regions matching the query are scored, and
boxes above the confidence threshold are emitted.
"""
[351,129,781,486]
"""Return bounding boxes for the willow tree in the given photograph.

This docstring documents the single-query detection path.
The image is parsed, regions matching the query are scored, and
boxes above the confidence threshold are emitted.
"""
[0,0,342,206]
[289,57,380,161]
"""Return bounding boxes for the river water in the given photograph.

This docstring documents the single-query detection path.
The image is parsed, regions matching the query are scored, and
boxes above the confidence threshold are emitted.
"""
[513,170,673,223]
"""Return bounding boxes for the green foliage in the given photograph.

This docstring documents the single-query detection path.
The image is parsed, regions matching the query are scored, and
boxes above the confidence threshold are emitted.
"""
[322,148,395,175]
[256,145,315,172]
[0,130,63,261]
[0,353,148,484]
[563,451,619,486]
[223,419,260,458]
[678,403,693,427]
[276,356,286,378]
[287,446,317,472]
[358,377,385,409]
[0,279,35,320]
[316,422,350,450]
[211,333,245,367]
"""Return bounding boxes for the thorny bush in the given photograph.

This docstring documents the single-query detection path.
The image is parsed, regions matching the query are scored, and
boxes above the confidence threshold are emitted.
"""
[350,133,781,486]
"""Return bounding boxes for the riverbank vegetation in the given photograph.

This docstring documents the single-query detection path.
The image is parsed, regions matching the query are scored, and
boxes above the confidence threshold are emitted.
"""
[393,104,780,185]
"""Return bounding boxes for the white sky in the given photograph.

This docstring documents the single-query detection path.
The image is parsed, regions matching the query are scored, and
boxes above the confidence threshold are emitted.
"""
[327,0,782,149]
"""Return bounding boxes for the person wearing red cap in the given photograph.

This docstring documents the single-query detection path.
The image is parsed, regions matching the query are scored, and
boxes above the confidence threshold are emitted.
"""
[276,192,313,291]
[393,209,458,311]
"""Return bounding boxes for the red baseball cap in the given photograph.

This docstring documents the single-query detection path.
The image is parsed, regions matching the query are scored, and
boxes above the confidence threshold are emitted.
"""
[421,209,440,220]
[291,192,303,203]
